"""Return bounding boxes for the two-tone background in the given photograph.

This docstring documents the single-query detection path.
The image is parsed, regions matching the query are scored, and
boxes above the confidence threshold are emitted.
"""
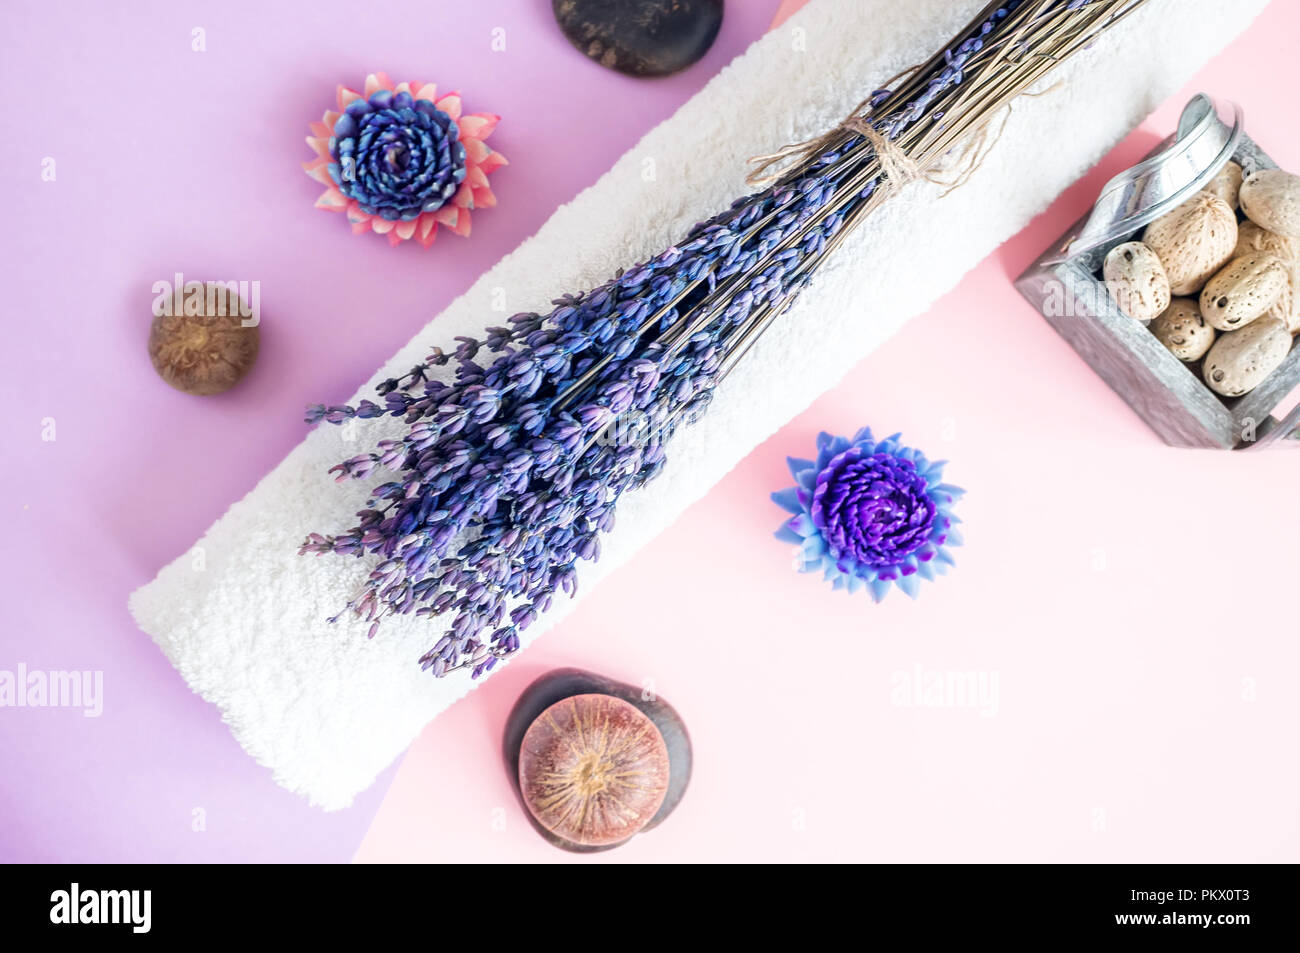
[3,0,1297,862]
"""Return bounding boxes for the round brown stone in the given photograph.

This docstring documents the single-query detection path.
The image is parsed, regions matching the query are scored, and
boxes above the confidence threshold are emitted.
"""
[148,283,259,395]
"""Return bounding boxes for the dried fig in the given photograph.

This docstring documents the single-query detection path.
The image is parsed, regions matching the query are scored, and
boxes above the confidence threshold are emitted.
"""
[505,668,692,852]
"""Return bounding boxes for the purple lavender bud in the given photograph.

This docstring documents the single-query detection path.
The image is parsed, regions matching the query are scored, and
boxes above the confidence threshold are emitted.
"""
[577,404,613,431]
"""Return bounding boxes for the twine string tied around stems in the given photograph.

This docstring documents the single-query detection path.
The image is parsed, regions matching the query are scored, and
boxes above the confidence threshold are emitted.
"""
[746,69,1064,196]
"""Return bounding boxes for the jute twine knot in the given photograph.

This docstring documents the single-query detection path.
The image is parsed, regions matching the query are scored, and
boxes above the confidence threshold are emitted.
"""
[843,117,926,187]
[745,73,1063,198]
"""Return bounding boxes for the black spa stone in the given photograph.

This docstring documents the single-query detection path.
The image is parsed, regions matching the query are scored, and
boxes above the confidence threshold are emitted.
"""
[552,0,724,77]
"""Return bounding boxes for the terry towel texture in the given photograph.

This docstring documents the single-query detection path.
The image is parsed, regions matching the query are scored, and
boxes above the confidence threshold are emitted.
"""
[131,0,1269,808]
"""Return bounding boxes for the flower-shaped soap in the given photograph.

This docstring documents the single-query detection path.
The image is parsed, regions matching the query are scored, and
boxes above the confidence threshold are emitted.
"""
[773,428,964,601]
[304,72,507,246]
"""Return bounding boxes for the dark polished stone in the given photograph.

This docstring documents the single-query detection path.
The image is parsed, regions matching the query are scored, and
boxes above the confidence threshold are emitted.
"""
[503,667,693,852]
[552,0,724,77]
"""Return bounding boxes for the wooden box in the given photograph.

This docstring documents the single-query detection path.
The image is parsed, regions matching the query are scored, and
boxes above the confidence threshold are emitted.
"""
[1016,113,1300,451]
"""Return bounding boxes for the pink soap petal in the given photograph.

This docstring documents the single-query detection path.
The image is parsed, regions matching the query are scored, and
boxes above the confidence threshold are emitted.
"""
[310,120,332,139]
[418,214,438,244]
[450,208,473,237]
[364,73,391,97]
[413,82,438,102]
[306,136,330,156]
[433,206,459,227]
[315,186,347,210]
[471,185,497,208]
[302,157,333,184]
[465,165,489,189]
[457,114,499,139]
[338,86,362,109]
[323,110,340,128]
[350,218,372,235]
[345,200,369,225]
[395,220,417,241]
[464,139,490,164]
[395,81,411,95]
[371,217,395,234]
[478,150,508,174]
[451,180,473,209]
[436,93,462,120]
[388,230,404,246]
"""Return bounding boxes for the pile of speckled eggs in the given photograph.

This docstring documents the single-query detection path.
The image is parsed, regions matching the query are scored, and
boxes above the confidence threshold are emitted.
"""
[1102,164,1300,397]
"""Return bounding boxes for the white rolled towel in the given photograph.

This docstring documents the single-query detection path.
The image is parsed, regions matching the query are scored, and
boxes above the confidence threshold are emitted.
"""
[130,0,1269,808]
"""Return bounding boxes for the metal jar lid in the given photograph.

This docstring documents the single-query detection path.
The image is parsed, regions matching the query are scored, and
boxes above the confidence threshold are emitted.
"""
[1047,93,1243,265]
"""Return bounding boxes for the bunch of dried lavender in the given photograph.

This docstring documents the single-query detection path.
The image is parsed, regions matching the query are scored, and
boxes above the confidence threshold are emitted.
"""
[304,0,1147,677]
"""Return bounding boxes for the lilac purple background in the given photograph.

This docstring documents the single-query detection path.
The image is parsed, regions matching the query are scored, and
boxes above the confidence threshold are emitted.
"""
[4,0,1299,864]
[0,0,782,862]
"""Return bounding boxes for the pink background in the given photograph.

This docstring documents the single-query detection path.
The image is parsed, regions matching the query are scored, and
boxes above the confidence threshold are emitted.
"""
[4,0,1298,863]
